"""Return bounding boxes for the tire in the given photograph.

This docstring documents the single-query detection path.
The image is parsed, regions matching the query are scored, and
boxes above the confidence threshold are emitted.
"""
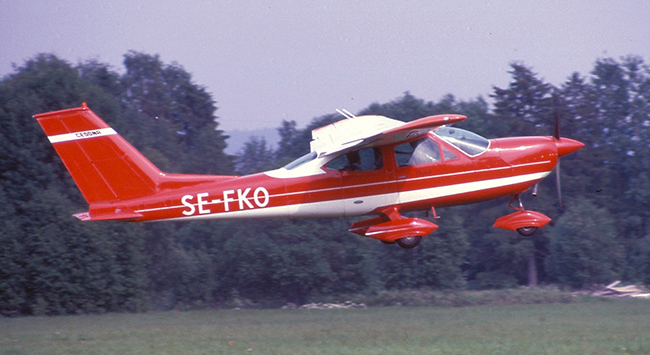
[396,236,421,249]
[516,226,538,237]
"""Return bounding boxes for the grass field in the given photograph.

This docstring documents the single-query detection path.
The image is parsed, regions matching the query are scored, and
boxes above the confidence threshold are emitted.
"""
[1,299,649,354]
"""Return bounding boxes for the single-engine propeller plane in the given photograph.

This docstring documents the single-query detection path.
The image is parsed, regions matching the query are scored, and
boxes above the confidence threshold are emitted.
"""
[34,103,583,248]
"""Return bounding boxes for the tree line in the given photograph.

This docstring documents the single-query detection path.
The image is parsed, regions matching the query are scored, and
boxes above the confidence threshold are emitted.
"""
[1,52,649,316]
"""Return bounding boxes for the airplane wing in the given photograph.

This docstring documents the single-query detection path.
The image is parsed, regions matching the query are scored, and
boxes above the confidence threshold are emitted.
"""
[310,114,466,156]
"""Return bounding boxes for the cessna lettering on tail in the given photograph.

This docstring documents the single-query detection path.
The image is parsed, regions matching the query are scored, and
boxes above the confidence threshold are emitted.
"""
[181,187,270,215]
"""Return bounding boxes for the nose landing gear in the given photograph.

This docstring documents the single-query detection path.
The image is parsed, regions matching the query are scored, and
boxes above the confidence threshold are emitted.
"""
[493,194,551,236]
[516,226,539,237]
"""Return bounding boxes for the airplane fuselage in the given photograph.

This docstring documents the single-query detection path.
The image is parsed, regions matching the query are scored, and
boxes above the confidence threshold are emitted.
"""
[35,105,583,248]
[86,134,559,223]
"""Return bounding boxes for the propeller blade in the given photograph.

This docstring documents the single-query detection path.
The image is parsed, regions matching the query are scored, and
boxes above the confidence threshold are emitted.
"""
[555,160,563,208]
[553,92,563,208]
[554,109,561,139]
[553,93,561,139]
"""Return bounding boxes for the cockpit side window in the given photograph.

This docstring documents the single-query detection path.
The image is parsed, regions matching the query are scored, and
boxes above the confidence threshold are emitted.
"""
[394,138,441,167]
[327,147,383,171]
[442,147,458,160]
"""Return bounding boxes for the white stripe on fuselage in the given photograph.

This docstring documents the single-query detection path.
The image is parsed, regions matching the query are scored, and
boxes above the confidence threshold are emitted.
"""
[149,170,551,221]
[397,171,550,206]
[48,128,117,143]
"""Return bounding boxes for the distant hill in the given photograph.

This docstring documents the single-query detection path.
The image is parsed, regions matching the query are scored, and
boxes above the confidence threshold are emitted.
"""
[224,127,280,155]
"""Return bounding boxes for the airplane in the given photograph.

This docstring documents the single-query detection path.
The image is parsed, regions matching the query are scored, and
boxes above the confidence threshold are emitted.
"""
[34,103,583,249]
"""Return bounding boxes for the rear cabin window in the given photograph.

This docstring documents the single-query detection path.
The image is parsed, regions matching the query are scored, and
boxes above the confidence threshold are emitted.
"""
[327,147,383,171]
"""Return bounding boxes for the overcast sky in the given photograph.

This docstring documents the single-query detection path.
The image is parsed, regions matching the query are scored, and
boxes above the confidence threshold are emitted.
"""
[2,1,649,132]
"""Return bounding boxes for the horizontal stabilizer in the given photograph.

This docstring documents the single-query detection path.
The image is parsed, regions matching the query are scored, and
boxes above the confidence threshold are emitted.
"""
[74,210,143,222]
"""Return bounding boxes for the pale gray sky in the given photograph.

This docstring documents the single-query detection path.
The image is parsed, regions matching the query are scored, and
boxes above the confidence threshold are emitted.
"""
[2,1,649,132]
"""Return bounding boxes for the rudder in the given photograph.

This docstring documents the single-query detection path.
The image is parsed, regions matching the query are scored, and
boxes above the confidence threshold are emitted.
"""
[34,104,162,204]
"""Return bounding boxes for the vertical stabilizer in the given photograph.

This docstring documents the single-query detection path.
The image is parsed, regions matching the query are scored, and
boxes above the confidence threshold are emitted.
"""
[34,104,162,204]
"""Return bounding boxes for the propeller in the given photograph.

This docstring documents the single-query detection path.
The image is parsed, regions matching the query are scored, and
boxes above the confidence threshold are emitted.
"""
[553,101,563,208]
[531,93,583,208]
[551,94,583,208]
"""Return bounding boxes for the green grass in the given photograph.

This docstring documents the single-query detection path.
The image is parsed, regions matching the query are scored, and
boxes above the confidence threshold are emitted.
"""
[1,299,649,354]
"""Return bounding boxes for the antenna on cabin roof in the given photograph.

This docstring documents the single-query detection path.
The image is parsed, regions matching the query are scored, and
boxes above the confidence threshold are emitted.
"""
[336,109,356,119]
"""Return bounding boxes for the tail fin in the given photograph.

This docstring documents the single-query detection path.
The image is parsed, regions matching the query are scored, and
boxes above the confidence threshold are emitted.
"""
[34,103,162,204]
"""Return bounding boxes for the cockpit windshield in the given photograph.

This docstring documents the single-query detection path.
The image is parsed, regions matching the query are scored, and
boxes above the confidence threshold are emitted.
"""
[433,126,489,156]
[283,151,317,170]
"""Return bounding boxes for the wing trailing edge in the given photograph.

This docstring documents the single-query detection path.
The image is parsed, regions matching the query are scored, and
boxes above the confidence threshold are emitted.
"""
[310,114,466,156]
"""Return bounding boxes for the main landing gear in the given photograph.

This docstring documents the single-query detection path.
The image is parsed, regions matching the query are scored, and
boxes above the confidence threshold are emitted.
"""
[396,236,422,249]
[380,236,422,249]
[349,207,437,249]
[493,194,551,236]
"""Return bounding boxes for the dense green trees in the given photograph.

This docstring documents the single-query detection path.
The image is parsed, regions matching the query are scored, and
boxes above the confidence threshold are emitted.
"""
[548,197,620,287]
[0,54,147,315]
[1,52,649,316]
[0,52,235,315]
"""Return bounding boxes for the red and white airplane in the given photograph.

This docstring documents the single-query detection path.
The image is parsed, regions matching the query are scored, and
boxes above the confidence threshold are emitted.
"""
[34,103,583,248]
